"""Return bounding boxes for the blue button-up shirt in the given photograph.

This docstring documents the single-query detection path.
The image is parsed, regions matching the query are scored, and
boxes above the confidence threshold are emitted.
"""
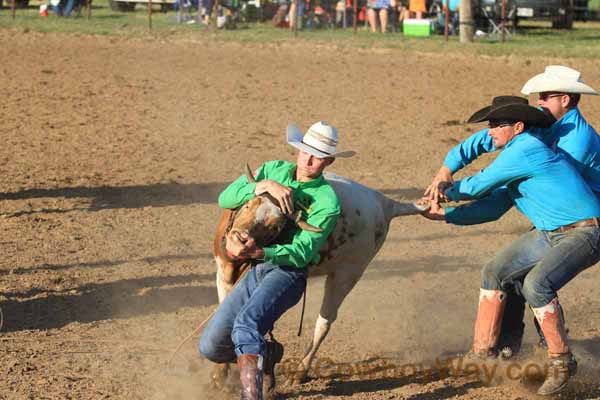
[445,132,600,231]
[444,107,600,193]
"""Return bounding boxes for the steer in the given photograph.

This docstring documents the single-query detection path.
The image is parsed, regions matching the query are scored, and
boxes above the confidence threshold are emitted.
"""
[210,166,428,389]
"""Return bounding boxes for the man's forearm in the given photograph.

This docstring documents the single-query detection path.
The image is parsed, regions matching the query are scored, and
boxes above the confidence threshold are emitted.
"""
[443,128,494,173]
[218,174,257,209]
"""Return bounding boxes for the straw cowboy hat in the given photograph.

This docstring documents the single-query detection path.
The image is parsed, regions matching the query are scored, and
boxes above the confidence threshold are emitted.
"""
[287,121,356,158]
[468,96,554,128]
[521,65,598,96]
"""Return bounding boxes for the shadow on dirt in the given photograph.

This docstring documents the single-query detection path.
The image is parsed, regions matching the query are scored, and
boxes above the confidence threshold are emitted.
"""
[285,357,483,398]
[364,255,479,279]
[1,272,218,332]
[573,336,600,358]
[0,181,227,217]
[1,253,212,276]
[391,226,529,242]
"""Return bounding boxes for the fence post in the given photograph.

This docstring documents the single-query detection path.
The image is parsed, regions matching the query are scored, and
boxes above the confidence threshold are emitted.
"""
[352,0,357,33]
[148,0,153,30]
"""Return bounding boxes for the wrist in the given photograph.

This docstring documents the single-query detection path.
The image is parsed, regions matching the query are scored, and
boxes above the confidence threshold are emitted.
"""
[255,180,269,195]
[439,165,452,179]
[254,248,265,259]
[434,211,447,221]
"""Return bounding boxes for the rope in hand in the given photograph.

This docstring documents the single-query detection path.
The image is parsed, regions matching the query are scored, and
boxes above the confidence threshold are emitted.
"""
[167,265,252,369]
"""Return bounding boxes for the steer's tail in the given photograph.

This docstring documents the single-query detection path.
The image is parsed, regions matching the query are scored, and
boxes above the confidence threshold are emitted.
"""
[390,199,430,218]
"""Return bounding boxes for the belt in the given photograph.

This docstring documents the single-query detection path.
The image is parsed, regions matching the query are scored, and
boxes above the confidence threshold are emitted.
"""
[552,217,600,233]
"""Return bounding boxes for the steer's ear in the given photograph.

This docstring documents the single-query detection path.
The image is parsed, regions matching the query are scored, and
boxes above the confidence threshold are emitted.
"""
[245,163,256,183]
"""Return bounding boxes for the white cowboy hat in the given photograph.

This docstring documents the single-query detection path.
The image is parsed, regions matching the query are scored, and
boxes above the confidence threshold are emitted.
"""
[287,121,356,159]
[521,65,598,96]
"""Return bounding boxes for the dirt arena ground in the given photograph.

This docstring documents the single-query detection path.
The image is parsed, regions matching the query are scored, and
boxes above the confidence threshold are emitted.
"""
[1,30,600,399]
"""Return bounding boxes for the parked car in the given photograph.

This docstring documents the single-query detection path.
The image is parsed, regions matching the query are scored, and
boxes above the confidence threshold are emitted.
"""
[514,0,589,28]
[0,0,31,8]
[107,0,174,12]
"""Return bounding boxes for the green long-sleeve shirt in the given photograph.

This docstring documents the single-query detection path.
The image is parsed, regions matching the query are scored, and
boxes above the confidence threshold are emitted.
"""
[218,160,340,269]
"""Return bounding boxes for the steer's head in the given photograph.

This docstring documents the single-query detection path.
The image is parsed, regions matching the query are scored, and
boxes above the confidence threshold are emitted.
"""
[223,164,323,257]
[229,194,288,248]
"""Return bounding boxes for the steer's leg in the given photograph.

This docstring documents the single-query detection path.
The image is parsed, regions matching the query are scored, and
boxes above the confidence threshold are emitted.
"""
[216,262,234,304]
[210,260,235,390]
[293,270,363,383]
[210,363,231,390]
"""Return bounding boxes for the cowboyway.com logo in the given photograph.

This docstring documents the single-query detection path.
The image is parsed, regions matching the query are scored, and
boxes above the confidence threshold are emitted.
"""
[278,356,563,386]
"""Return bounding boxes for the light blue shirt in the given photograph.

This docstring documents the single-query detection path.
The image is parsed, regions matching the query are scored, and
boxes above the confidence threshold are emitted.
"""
[545,107,600,192]
[443,107,600,192]
[445,132,600,231]
[444,0,459,11]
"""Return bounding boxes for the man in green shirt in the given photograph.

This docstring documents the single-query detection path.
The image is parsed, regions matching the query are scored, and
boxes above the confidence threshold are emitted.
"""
[199,121,354,400]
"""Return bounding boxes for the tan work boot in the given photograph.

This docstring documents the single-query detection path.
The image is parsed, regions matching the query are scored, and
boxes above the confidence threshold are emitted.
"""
[532,298,577,396]
[538,353,577,396]
[237,354,263,400]
[472,289,507,355]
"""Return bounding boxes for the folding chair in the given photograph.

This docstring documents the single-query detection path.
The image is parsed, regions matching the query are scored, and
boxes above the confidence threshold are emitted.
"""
[481,5,512,39]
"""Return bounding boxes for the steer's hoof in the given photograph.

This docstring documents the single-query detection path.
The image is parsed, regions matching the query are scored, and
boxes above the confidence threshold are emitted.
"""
[210,364,235,392]
[263,386,279,400]
[286,371,310,386]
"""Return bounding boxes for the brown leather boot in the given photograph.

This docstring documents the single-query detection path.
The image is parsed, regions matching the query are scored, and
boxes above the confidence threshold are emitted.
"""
[237,354,263,400]
[472,289,507,355]
[532,298,577,396]
[263,339,284,400]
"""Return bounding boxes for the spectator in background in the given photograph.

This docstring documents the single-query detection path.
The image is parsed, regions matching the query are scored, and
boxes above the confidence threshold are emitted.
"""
[51,0,76,17]
[272,0,289,27]
[367,0,390,33]
[200,0,214,24]
[395,0,410,31]
[436,0,459,34]
[408,0,425,19]
[288,0,306,30]
[335,0,350,28]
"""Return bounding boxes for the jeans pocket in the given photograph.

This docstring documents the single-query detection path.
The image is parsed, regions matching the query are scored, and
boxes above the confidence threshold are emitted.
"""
[578,226,600,256]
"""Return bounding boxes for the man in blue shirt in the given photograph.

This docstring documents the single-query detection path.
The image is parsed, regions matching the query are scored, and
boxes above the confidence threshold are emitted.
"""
[422,96,600,395]
[437,0,459,34]
[427,66,598,198]
[425,66,599,361]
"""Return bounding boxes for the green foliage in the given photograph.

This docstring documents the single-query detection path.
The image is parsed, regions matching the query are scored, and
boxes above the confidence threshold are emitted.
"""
[1,2,599,59]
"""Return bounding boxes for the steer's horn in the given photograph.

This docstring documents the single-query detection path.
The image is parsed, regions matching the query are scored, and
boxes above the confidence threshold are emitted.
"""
[297,220,323,233]
[292,210,323,233]
[245,163,256,183]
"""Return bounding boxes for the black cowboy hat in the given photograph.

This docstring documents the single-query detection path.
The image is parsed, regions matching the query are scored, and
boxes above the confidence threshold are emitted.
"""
[467,96,554,128]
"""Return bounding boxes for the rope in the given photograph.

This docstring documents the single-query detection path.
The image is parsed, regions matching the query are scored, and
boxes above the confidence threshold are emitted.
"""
[169,208,250,367]
[167,308,218,368]
[167,266,252,368]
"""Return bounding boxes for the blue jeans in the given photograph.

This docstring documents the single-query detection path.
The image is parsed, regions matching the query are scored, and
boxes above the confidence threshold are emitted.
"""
[199,262,307,363]
[53,0,76,16]
[482,226,600,308]
[437,10,458,34]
